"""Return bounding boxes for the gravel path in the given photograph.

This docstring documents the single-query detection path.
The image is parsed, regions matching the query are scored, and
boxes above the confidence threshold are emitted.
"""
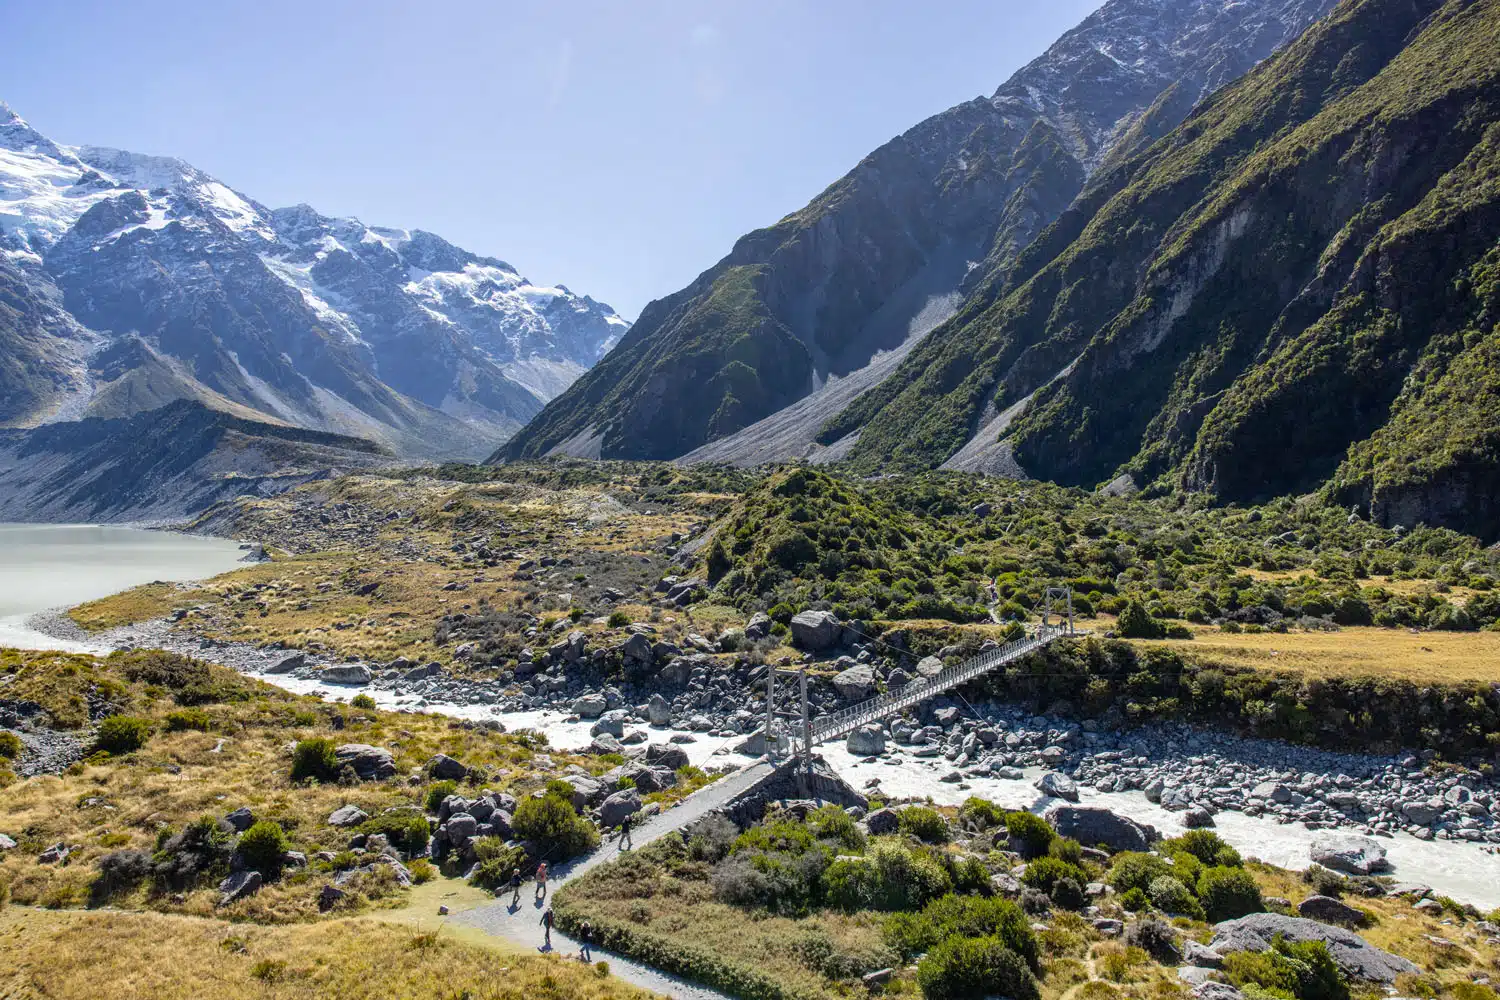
[450,762,776,1000]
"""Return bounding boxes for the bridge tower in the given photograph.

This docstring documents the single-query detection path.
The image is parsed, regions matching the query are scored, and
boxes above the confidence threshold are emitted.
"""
[763,665,814,786]
[1042,585,1075,635]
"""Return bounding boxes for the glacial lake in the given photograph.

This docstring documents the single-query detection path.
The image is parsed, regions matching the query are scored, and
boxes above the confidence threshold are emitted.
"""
[0,523,247,652]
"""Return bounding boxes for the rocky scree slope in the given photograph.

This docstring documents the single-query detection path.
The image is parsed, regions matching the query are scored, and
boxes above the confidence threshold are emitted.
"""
[0,103,626,461]
[499,0,1336,464]
[832,0,1500,543]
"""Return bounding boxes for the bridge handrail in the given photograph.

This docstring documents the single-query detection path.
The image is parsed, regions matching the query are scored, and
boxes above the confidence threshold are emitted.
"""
[800,625,1064,748]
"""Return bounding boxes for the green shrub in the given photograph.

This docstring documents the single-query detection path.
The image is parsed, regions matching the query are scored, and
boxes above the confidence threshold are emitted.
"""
[290,737,339,782]
[152,815,233,891]
[93,716,152,754]
[867,838,954,911]
[1020,856,1088,896]
[408,858,436,884]
[1108,852,1174,894]
[809,805,866,852]
[237,820,290,877]
[424,780,458,813]
[899,806,950,843]
[512,789,599,861]
[350,693,377,710]
[916,934,1042,1000]
[1165,830,1242,867]
[1051,877,1087,911]
[958,797,1006,830]
[1117,600,1166,639]
[607,610,631,628]
[1197,866,1264,922]
[1124,915,1179,961]
[1224,937,1348,1000]
[163,708,212,733]
[0,732,22,760]
[1004,811,1055,858]
[468,841,526,890]
[1147,876,1204,919]
[885,895,1040,971]
[1048,837,1083,864]
[360,812,431,855]
[824,856,883,911]
[1119,887,1150,911]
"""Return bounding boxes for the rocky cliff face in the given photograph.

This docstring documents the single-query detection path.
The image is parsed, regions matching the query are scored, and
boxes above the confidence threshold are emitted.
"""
[834,0,1500,542]
[500,0,1336,463]
[0,103,626,460]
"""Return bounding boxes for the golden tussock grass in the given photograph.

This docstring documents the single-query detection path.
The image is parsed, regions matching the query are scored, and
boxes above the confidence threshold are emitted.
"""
[1141,626,1500,684]
[0,907,657,1000]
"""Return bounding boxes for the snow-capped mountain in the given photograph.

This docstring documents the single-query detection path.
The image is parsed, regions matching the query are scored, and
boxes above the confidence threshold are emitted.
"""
[0,102,626,457]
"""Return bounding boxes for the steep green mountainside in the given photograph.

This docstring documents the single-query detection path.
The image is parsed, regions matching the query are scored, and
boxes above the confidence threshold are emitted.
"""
[499,0,1336,463]
[834,0,1500,541]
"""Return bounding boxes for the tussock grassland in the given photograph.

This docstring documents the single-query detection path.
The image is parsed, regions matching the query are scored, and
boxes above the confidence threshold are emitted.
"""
[0,907,656,1000]
[1144,626,1500,684]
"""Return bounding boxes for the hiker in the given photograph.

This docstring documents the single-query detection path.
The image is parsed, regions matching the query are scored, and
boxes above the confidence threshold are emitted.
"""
[534,861,548,900]
[618,812,633,850]
[540,906,554,948]
[577,920,592,962]
[508,870,522,907]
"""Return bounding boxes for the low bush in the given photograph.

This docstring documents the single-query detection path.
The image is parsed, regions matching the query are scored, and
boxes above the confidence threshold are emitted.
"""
[291,737,339,782]
[607,611,631,628]
[152,815,233,891]
[809,804,865,851]
[1223,937,1348,1000]
[163,708,212,732]
[0,731,22,759]
[1048,838,1084,865]
[1020,856,1088,896]
[237,820,290,877]
[424,780,458,813]
[1198,865,1264,922]
[90,849,153,903]
[1051,877,1087,911]
[1165,830,1243,867]
[1108,852,1175,895]
[885,895,1040,972]
[93,715,152,754]
[350,693,377,710]
[824,856,883,912]
[684,815,737,864]
[1147,875,1204,919]
[916,934,1042,1000]
[408,858,436,884]
[1124,915,1179,962]
[468,841,526,890]
[512,787,599,862]
[868,839,953,911]
[360,812,431,855]
[899,805,950,843]
[958,797,1006,830]
[1004,811,1055,858]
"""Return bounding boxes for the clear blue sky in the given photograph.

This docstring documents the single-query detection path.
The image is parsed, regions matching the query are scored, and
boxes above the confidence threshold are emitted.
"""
[5,0,1103,318]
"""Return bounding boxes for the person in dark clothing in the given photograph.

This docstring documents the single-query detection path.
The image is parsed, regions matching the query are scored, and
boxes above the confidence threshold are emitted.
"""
[540,906,555,949]
[618,813,633,850]
[577,920,592,962]
[508,870,523,908]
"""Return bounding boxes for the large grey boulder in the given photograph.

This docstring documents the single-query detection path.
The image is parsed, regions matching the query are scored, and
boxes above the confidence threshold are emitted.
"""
[647,693,672,727]
[832,664,877,701]
[266,652,305,674]
[327,805,369,828]
[0,834,16,851]
[222,807,256,832]
[1310,835,1390,876]
[864,807,900,835]
[1298,895,1370,927]
[644,743,690,772]
[620,633,653,664]
[334,743,397,781]
[444,813,478,847]
[321,664,372,686]
[846,724,886,756]
[600,789,642,828]
[790,610,841,651]
[564,776,605,809]
[217,870,262,906]
[591,709,630,738]
[1035,771,1080,802]
[428,754,468,780]
[1044,805,1158,852]
[572,693,608,718]
[914,656,945,679]
[1211,914,1419,983]
[744,612,772,640]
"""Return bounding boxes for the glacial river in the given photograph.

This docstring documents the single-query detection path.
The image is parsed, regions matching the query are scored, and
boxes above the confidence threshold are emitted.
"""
[4,523,1499,910]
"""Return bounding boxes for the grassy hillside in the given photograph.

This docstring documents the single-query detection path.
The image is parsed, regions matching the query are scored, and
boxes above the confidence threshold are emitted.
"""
[834,0,1500,542]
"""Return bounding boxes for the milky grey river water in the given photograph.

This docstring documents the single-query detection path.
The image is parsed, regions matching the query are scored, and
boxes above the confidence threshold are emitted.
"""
[0,523,246,652]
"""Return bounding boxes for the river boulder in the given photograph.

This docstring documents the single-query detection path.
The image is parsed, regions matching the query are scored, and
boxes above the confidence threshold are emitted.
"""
[1044,805,1158,852]
[1211,914,1418,983]
[321,664,372,685]
[846,724,886,756]
[1310,834,1390,876]
[833,664,876,701]
[1036,771,1080,802]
